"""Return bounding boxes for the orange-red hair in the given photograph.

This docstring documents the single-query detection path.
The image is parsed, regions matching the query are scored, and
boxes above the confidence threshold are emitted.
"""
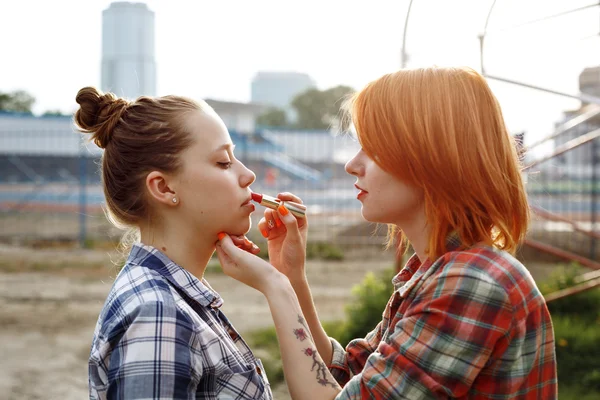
[347,66,529,259]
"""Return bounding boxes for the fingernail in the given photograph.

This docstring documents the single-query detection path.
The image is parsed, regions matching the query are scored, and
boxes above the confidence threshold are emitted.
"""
[275,218,282,228]
[260,228,268,238]
[278,204,289,216]
[252,244,260,251]
[244,238,252,247]
[217,232,226,241]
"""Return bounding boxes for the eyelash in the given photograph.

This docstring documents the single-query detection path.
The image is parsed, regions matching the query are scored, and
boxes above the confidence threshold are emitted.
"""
[217,161,233,169]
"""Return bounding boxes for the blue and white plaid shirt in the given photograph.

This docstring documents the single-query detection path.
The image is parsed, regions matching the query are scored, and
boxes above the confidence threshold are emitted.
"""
[89,243,273,400]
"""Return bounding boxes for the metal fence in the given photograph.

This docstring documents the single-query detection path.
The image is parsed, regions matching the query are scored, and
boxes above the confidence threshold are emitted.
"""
[524,107,600,264]
[0,124,392,259]
[1,120,598,264]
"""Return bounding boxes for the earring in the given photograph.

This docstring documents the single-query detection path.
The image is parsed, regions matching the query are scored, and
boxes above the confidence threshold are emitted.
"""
[172,197,178,204]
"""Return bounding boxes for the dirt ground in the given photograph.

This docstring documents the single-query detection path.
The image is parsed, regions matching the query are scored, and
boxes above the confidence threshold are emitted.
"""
[0,244,396,400]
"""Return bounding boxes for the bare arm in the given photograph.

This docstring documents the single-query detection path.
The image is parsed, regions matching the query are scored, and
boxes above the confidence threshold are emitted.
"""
[264,274,342,400]
[289,277,334,365]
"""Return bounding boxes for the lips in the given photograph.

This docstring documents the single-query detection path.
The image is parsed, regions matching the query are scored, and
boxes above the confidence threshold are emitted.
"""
[354,184,368,193]
[355,183,368,200]
[241,195,253,207]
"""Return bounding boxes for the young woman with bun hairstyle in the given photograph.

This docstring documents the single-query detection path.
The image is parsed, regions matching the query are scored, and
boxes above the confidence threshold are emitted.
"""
[75,87,273,399]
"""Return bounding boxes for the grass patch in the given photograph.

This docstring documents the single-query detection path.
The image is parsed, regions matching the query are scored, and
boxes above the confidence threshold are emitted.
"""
[306,242,344,261]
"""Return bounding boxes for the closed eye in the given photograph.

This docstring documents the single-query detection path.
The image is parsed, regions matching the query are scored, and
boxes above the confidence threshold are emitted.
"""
[217,161,233,169]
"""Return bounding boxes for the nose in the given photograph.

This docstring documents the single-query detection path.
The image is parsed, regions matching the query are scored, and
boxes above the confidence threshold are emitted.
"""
[239,161,256,188]
[345,149,364,177]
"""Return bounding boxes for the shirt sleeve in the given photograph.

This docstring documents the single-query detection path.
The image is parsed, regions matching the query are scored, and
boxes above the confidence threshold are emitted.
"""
[335,266,515,400]
[328,319,386,386]
[106,301,202,400]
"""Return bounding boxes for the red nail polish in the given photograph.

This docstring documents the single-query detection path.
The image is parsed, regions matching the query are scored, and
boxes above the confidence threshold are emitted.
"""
[217,232,226,241]
[278,204,289,216]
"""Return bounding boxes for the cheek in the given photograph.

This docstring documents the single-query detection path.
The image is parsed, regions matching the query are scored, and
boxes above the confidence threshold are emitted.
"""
[195,174,241,209]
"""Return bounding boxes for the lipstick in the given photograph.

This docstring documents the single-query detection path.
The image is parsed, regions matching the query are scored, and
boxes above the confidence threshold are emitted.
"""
[251,192,307,218]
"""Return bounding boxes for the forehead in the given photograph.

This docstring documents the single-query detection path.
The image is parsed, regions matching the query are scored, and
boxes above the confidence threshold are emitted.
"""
[183,109,232,151]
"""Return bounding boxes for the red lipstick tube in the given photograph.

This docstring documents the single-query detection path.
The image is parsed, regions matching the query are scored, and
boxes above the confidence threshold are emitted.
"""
[251,192,307,218]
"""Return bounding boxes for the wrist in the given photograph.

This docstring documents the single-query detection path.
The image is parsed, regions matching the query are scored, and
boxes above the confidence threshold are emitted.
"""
[288,274,308,289]
[262,271,293,298]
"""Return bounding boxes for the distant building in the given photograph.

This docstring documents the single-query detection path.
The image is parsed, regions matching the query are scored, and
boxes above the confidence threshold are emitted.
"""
[553,66,600,179]
[204,99,267,134]
[101,2,156,99]
[579,66,600,100]
[250,72,316,122]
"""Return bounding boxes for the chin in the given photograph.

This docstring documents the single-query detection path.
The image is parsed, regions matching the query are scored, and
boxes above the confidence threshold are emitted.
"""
[361,208,388,224]
[226,218,252,236]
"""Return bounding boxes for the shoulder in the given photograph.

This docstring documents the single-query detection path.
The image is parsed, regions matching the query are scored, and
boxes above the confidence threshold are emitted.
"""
[95,263,193,339]
[432,245,542,310]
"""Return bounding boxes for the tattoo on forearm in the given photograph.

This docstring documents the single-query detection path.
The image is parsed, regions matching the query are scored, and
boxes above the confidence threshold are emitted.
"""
[293,315,337,388]
[293,315,312,341]
[293,328,308,341]
[302,348,338,388]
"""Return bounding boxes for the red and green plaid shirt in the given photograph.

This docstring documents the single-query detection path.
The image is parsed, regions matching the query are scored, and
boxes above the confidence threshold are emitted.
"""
[329,237,557,399]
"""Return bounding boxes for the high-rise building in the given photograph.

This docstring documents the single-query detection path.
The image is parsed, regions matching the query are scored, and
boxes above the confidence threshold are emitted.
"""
[251,72,316,122]
[579,66,600,100]
[101,2,156,99]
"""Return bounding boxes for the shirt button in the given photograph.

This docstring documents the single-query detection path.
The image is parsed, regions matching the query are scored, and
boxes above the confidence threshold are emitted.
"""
[256,365,262,375]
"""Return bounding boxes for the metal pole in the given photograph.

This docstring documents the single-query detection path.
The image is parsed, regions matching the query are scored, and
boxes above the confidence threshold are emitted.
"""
[479,0,498,74]
[484,74,600,105]
[78,135,87,248]
[591,138,598,260]
[401,0,414,68]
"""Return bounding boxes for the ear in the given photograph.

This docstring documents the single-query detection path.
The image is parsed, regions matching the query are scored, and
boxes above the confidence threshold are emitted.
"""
[146,171,177,206]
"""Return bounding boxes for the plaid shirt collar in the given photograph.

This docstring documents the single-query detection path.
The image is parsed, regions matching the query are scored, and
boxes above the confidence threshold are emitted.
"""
[393,233,463,295]
[126,242,224,309]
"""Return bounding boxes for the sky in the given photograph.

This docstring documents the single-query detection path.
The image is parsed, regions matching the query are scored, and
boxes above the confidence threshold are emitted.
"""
[1,0,599,148]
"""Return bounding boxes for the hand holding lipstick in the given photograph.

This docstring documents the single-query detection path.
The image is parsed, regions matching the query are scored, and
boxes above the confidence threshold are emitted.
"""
[256,192,308,285]
[215,193,307,292]
[251,192,306,218]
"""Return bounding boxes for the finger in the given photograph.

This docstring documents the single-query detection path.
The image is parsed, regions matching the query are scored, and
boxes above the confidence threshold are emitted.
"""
[264,209,280,229]
[249,242,261,255]
[276,193,307,229]
[230,235,247,248]
[276,204,302,244]
[257,218,270,238]
[216,233,247,265]
[228,234,256,252]
[215,241,236,274]
[243,237,259,253]
[272,211,282,228]
[277,192,303,204]
[216,233,260,265]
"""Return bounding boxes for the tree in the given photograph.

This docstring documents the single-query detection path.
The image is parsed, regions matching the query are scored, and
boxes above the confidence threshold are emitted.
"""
[291,85,355,130]
[0,90,35,113]
[42,110,67,117]
[256,107,288,127]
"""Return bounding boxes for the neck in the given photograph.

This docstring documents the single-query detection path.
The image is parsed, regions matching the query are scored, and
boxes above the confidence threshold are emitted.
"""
[139,220,214,280]
[396,209,430,264]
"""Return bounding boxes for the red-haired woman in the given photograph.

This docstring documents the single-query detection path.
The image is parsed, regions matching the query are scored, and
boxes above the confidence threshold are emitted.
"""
[216,67,558,399]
